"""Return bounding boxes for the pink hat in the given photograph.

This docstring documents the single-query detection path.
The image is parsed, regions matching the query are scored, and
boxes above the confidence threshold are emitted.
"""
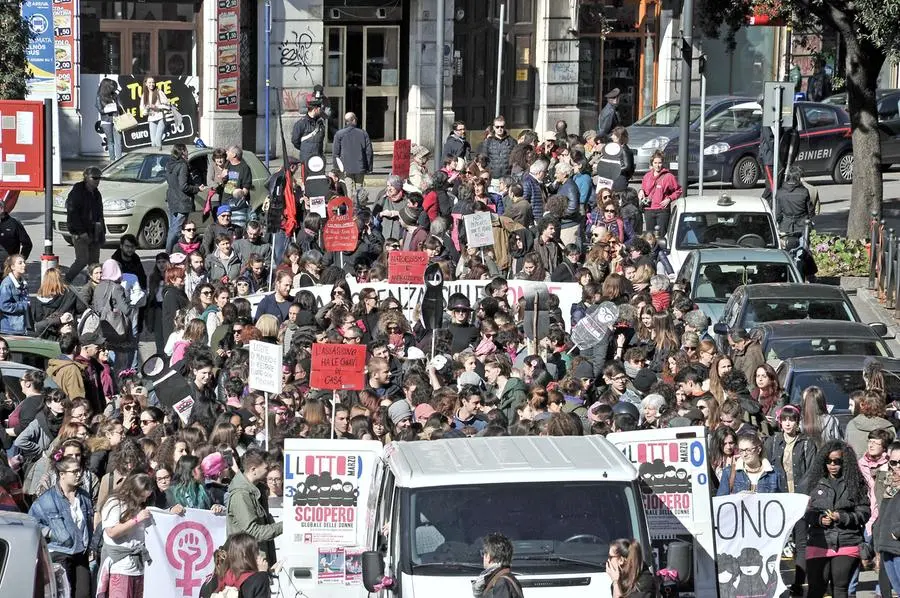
[414,403,436,424]
[201,452,228,478]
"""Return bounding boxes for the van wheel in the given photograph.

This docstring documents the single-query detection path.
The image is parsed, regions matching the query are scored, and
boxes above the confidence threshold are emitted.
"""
[732,156,761,188]
[832,151,854,184]
[138,211,168,249]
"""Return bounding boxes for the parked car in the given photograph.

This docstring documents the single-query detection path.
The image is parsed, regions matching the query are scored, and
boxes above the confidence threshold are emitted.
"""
[662,100,862,186]
[4,335,62,371]
[52,147,271,249]
[751,320,893,363]
[626,96,754,175]
[664,194,779,274]
[0,511,63,598]
[711,282,869,352]
[824,89,900,170]
[675,247,801,323]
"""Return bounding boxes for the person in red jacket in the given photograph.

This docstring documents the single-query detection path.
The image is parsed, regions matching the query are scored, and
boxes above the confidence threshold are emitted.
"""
[638,150,682,234]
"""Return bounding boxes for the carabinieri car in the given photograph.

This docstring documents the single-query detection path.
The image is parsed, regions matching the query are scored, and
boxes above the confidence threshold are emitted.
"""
[663,101,857,187]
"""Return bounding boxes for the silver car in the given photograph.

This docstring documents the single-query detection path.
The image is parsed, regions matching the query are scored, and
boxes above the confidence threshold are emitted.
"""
[0,511,63,598]
[628,96,754,176]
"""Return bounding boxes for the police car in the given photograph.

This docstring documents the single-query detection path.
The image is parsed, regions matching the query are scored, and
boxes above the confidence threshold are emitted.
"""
[663,101,856,187]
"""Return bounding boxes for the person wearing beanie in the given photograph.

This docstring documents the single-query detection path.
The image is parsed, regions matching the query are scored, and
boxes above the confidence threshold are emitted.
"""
[414,403,436,425]
[622,367,656,406]
[388,399,413,431]
[399,204,428,251]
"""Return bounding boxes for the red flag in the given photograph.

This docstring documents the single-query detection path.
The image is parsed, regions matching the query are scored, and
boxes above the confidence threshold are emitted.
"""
[282,167,298,236]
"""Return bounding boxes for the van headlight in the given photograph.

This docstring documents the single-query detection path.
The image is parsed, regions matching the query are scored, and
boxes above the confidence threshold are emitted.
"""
[704,142,731,155]
[103,198,136,212]
[641,136,670,150]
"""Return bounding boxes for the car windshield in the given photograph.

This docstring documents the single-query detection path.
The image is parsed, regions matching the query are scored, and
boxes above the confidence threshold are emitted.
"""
[102,152,170,182]
[401,481,641,575]
[744,298,855,326]
[633,102,703,127]
[765,337,888,361]
[705,107,761,133]
[693,262,797,301]
[787,370,900,411]
[676,213,776,250]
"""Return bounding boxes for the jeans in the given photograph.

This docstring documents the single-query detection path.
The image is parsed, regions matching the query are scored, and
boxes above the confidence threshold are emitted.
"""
[166,212,187,254]
[883,552,900,594]
[100,121,123,161]
[148,117,166,149]
[52,550,91,598]
[644,208,671,235]
[67,234,100,283]
[806,555,859,598]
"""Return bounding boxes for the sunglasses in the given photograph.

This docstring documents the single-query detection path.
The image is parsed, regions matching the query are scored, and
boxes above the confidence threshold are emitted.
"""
[493,125,505,129]
[890,460,900,468]
[183,227,196,232]
[604,209,616,213]
[826,458,843,465]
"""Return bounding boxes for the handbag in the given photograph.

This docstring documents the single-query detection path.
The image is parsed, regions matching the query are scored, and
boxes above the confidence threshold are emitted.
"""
[113,112,138,132]
[167,104,184,125]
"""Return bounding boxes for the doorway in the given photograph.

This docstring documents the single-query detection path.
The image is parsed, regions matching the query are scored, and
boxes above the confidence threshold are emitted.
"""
[325,25,400,150]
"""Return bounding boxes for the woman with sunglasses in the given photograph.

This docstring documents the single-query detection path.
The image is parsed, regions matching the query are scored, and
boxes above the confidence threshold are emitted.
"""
[717,431,781,495]
[803,440,869,598]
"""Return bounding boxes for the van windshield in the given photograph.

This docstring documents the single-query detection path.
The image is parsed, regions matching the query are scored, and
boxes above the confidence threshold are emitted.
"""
[400,481,642,575]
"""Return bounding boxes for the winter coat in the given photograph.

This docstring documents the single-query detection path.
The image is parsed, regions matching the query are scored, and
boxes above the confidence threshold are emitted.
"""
[161,285,190,343]
[226,470,283,566]
[442,133,471,160]
[0,274,29,334]
[291,113,326,163]
[490,215,525,271]
[716,459,782,495]
[478,135,518,179]
[0,213,33,263]
[535,238,563,274]
[165,155,201,214]
[47,357,87,401]
[874,486,900,555]
[765,432,817,493]
[14,411,59,463]
[203,222,244,255]
[497,377,529,424]
[640,168,682,211]
[28,484,93,555]
[332,124,373,175]
[732,339,766,389]
[597,102,619,137]
[65,181,105,241]
[846,415,896,460]
[206,250,242,284]
[805,475,870,551]
[775,179,814,234]
[522,173,546,222]
[559,178,581,219]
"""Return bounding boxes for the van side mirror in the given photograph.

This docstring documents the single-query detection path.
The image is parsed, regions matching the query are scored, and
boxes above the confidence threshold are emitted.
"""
[713,323,729,335]
[666,540,693,585]
[362,551,385,592]
[870,322,888,337]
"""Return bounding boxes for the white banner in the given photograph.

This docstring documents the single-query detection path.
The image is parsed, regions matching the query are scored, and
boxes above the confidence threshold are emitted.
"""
[144,508,228,598]
[249,280,584,330]
[713,493,809,598]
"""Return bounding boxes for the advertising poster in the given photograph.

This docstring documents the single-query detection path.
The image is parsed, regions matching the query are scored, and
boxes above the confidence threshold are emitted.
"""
[344,548,363,585]
[52,0,76,108]
[216,0,240,109]
[24,0,55,82]
[317,548,345,584]
[608,427,717,597]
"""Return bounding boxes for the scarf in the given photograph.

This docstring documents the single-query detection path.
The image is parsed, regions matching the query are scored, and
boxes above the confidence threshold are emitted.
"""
[472,564,501,598]
[217,570,255,592]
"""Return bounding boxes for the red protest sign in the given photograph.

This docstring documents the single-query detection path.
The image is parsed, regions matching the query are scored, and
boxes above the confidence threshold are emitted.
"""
[322,196,359,253]
[0,100,45,192]
[388,251,428,284]
[311,343,367,390]
[392,139,411,179]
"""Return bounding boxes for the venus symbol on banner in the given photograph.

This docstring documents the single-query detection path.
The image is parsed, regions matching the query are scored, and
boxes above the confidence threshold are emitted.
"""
[165,521,215,596]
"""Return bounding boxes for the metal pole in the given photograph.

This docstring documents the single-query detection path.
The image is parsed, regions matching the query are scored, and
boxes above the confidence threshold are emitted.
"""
[434,0,446,171]
[265,0,272,167]
[773,85,783,224]
[495,3,505,118]
[676,0,693,192]
[42,98,55,277]
[264,392,269,451]
[698,72,706,199]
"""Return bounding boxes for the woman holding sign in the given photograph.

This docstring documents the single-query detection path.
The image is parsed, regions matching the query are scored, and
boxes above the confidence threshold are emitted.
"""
[803,440,870,598]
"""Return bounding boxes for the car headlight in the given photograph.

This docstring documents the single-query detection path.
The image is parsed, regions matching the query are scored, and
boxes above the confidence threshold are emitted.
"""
[641,136,670,150]
[704,142,731,155]
[53,194,66,209]
[103,198,136,212]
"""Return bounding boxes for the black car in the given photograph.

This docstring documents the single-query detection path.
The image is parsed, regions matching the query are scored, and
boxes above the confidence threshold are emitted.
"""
[712,283,862,352]
[663,101,858,187]
[824,89,900,169]
[750,319,892,362]
[777,355,900,421]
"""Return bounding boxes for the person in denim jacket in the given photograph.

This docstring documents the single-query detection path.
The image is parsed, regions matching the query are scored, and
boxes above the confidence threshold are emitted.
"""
[28,455,94,598]
[717,431,783,495]
[0,253,29,334]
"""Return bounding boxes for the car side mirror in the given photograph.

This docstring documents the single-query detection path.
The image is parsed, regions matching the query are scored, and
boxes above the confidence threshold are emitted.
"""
[713,323,729,335]
[870,322,888,337]
[362,551,386,593]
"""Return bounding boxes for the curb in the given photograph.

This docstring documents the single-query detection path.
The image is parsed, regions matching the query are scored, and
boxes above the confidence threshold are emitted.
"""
[852,285,900,338]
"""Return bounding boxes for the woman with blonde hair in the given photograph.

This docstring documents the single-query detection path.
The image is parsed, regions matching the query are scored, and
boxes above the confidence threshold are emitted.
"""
[170,319,208,367]
[630,262,654,293]
[139,76,169,149]
[255,314,280,342]
[32,267,78,340]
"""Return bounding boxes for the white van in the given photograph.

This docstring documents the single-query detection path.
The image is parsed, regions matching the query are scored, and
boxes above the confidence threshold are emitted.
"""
[279,435,676,598]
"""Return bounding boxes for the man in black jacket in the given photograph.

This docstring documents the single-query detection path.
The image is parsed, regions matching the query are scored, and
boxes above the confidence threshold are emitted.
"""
[332,112,373,190]
[477,116,517,180]
[164,144,205,253]
[110,234,147,290]
[442,121,471,160]
[597,88,621,138]
[65,167,106,283]
[0,198,32,265]
[776,166,814,234]
[291,93,326,164]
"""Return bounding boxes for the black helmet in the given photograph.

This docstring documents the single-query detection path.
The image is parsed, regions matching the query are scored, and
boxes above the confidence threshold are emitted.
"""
[612,401,640,422]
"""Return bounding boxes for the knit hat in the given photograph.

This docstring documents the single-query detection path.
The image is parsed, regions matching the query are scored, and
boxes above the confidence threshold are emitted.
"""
[100,258,122,282]
[388,400,413,425]
[633,369,657,393]
[217,205,232,217]
[414,403,436,423]
[399,205,421,227]
[573,361,595,381]
[457,371,484,391]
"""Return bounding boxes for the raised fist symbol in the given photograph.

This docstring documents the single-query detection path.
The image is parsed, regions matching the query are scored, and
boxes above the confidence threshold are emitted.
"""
[178,531,202,564]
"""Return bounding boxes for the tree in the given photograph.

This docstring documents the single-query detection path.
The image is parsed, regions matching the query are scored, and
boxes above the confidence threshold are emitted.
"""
[696,0,900,239]
[0,0,32,100]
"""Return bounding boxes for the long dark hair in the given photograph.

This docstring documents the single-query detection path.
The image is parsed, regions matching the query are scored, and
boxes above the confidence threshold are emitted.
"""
[110,473,154,522]
[802,440,867,504]
[98,79,119,105]
[224,532,262,576]
[708,426,737,470]
[610,538,647,595]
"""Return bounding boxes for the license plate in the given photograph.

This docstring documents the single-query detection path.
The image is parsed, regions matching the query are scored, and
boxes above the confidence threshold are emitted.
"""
[669,162,679,170]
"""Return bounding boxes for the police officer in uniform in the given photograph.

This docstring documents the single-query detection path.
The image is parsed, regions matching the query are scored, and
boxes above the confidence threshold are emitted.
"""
[291,90,327,165]
[597,88,621,139]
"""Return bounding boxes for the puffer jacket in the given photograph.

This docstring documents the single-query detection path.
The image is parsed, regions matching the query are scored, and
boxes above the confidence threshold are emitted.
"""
[522,173,546,222]
[764,432,817,493]
[805,475,870,551]
[846,415,896,460]
[165,155,201,214]
[559,178,581,219]
[479,135,517,179]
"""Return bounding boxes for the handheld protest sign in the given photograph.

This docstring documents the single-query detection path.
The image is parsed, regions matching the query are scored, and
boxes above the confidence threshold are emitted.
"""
[322,195,359,253]
[392,139,411,179]
[422,262,445,330]
[387,251,429,284]
[571,302,619,350]
[523,286,552,341]
[595,142,622,189]
[463,212,494,248]
[310,343,367,390]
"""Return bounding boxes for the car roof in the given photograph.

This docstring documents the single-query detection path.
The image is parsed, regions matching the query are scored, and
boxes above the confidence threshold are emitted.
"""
[780,355,900,372]
[386,436,638,488]
[676,194,773,214]
[742,283,849,300]
[693,248,792,263]
[753,319,881,339]
[5,336,62,359]
[0,511,43,550]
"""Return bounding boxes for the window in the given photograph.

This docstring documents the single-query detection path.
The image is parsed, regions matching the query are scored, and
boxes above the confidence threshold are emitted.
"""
[788,370,900,410]
[802,106,839,129]
[744,298,855,326]
[765,338,888,361]
[878,97,900,121]
[675,212,776,250]
[694,262,794,301]
[705,107,762,134]
[633,102,703,127]
[103,152,170,182]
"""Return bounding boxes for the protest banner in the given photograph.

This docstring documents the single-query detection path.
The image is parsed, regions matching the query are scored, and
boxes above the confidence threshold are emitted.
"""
[608,427,717,597]
[249,340,283,394]
[387,251,429,284]
[322,196,359,253]
[144,507,227,598]
[392,139,411,179]
[463,212,494,248]
[311,343,367,390]
[714,493,808,598]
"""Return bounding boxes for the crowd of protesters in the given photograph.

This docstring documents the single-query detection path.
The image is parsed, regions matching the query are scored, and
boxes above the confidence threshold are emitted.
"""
[0,111,892,598]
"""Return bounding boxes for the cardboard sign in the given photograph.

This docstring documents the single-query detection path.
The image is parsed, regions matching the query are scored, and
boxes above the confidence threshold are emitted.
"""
[463,212,494,248]
[392,139,411,179]
[249,340,283,394]
[311,343,367,390]
[322,196,359,253]
[387,251,428,284]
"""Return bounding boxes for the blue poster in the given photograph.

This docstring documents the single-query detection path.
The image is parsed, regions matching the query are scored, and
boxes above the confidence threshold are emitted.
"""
[22,0,55,80]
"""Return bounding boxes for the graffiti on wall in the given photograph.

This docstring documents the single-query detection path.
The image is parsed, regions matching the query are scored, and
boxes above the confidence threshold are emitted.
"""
[279,28,315,81]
